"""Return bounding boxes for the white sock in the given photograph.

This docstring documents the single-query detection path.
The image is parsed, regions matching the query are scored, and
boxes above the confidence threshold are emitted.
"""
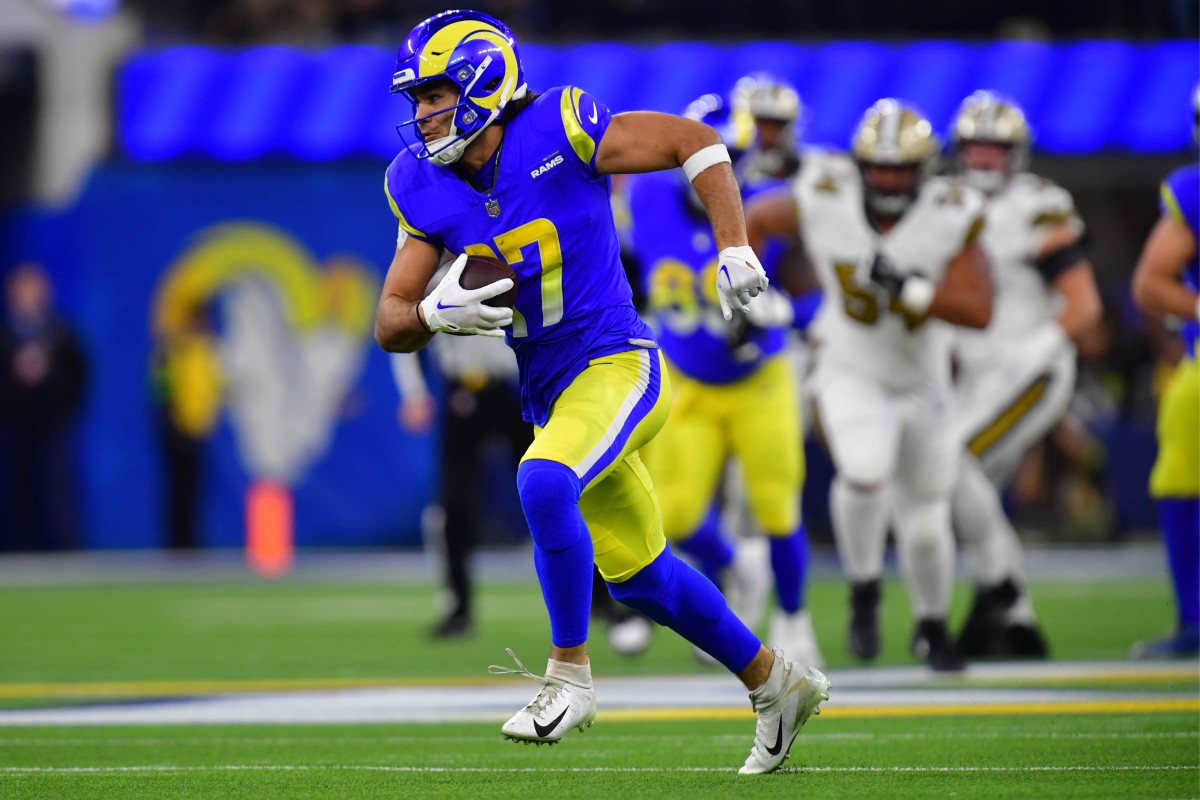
[546,658,592,689]
[952,456,1019,587]
[831,476,890,581]
[895,500,955,619]
[749,651,787,708]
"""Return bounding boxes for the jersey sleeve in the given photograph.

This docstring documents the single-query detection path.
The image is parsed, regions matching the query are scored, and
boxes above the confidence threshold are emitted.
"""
[555,86,613,178]
[384,161,444,250]
[1162,166,1200,237]
[1027,180,1085,254]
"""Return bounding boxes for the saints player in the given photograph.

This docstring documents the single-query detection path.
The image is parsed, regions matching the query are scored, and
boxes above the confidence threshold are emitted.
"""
[746,99,993,671]
[374,10,828,773]
[629,91,821,668]
[1129,88,1200,659]
[947,91,1102,659]
[731,72,805,192]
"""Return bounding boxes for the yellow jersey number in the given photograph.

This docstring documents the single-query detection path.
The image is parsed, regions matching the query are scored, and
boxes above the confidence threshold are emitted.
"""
[465,218,562,338]
[834,262,927,332]
[648,257,720,333]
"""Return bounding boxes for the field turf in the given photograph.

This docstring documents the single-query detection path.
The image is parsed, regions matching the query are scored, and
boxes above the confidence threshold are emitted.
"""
[0,571,1196,798]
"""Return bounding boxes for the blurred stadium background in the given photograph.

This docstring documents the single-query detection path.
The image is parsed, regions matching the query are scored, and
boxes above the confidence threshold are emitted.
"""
[0,0,1196,554]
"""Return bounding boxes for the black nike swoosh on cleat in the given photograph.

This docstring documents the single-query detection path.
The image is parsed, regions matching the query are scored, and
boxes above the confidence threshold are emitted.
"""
[533,707,570,738]
[765,718,785,756]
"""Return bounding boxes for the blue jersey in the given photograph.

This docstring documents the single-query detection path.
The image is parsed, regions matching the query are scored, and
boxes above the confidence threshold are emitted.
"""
[385,87,654,425]
[626,170,785,384]
[1162,164,1199,358]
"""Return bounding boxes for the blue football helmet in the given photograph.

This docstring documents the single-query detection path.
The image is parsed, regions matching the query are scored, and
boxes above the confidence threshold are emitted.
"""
[391,9,528,166]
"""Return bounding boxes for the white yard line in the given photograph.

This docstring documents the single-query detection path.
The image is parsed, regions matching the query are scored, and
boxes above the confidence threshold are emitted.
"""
[0,764,1193,775]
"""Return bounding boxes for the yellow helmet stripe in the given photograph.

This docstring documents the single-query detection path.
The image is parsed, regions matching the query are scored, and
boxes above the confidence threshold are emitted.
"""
[418,20,492,77]
[561,87,597,165]
[384,175,429,238]
[416,21,518,114]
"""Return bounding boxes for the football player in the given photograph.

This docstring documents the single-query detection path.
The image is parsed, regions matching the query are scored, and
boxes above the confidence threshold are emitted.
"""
[746,99,994,671]
[947,91,1102,659]
[629,92,821,667]
[731,72,805,193]
[1128,87,1200,659]
[373,10,828,773]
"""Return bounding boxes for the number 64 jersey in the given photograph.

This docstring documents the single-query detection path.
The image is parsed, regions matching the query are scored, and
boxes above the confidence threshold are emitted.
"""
[799,157,986,391]
[384,86,654,426]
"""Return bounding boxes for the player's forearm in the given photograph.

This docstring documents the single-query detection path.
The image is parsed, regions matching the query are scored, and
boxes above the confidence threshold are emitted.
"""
[692,163,749,251]
[1132,268,1199,320]
[928,291,992,329]
[925,243,993,329]
[375,295,434,352]
[1054,267,1104,343]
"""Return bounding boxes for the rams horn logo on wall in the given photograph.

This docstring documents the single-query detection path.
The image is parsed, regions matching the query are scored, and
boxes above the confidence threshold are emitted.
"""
[151,222,379,486]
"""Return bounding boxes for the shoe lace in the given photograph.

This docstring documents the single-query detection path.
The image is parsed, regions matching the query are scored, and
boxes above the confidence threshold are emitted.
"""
[488,647,564,715]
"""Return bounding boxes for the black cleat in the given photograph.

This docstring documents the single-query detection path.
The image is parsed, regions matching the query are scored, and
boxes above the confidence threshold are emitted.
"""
[1001,622,1050,659]
[430,613,473,639]
[957,585,1004,658]
[913,618,966,672]
[848,580,881,661]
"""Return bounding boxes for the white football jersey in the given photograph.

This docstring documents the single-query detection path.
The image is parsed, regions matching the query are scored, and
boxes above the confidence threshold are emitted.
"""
[799,158,986,390]
[956,172,1084,369]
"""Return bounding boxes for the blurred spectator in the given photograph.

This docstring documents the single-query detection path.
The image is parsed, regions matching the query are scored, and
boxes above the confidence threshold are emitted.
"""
[0,263,88,551]
[122,0,1196,43]
[151,301,222,550]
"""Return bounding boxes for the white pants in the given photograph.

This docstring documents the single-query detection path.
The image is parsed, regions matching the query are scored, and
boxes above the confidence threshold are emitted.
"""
[813,360,958,618]
[813,362,958,502]
[955,325,1076,487]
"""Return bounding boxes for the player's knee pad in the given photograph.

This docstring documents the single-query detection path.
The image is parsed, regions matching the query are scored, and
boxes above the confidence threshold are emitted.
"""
[896,500,951,552]
[747,479,801,535]
[516,458,583,553]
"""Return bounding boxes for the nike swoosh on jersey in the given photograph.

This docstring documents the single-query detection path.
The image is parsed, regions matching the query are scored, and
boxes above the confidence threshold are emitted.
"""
[765,718,785,756]
[588,103,598,124]
[533,707,570,738]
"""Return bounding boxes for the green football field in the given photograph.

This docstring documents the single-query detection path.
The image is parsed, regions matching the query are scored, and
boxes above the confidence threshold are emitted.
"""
[0,568,1196,798]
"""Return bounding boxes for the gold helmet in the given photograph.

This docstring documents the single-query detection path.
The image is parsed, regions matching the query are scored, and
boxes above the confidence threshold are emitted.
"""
[951,90,1032,193]
[851,98,940,218]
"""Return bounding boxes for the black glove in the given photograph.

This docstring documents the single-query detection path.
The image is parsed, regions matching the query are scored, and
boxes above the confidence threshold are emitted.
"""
[868,252,906,298]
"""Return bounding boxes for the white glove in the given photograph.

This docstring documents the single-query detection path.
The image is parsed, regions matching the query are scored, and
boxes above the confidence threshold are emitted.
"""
[418,253,514,338]
[744,288,795,329]
[715,245,769,321]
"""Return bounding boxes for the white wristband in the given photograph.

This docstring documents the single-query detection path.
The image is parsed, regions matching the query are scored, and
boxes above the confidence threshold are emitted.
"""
[682,143,732,183]
[899,276,936,315]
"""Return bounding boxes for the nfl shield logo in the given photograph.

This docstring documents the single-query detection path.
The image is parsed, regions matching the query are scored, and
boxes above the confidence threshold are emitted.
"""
[485,198,501,217]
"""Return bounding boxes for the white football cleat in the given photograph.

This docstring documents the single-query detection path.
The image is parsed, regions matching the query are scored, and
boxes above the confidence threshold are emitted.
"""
[769,608,825,669]
[490,648,597,745]
[739,648,830,775]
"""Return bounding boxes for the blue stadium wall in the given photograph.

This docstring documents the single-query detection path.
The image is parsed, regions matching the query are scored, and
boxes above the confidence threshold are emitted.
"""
[1,40,1194,549]
[1,162,435,549]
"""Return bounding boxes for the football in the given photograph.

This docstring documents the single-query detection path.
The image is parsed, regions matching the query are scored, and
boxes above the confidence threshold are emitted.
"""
[459,255,517,308]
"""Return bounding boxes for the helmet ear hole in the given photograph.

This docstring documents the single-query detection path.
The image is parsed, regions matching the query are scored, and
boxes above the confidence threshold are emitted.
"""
[483,76,501,93]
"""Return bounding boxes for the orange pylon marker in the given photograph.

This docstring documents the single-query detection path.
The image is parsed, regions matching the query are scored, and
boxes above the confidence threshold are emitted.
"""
[246,480,293,577]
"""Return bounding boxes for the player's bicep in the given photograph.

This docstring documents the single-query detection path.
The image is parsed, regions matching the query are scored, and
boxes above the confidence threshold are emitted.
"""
[595,111,716,176]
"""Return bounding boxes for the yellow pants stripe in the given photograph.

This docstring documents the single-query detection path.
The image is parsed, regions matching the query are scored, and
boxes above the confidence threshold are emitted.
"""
[967,372,1051,459]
